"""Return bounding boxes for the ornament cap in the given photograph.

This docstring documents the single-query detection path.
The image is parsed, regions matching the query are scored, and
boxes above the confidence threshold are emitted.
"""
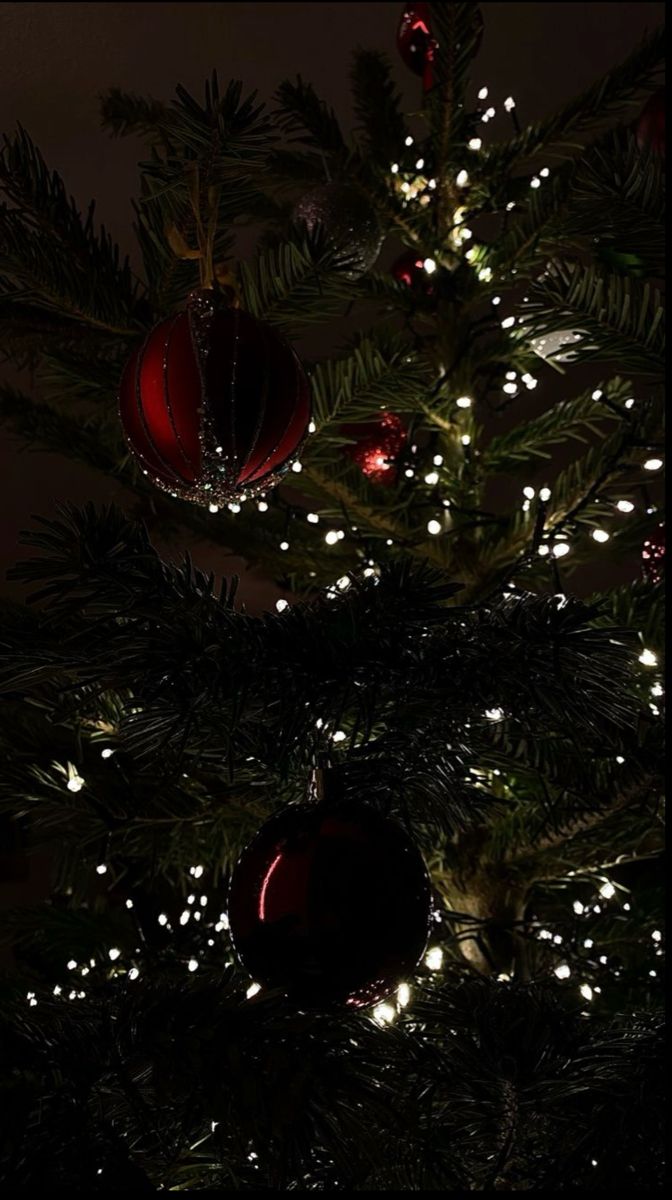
[310,760,347,806]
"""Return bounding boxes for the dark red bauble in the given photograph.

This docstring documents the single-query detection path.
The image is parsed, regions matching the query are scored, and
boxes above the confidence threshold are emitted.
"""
[636,89,665,157]
[342,412,407,486]
[642,522,665,584]
[228,800,431,1008]
[391,249,433,292]
[119,292,311,506]
[397,3,437,90]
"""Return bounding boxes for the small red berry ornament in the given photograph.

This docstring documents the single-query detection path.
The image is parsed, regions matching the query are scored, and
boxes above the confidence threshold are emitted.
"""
[397,3,437,91]
[119,289,311,507]
[342,412,407,486]
[391,249,433,293]
[228,767,431,1008]
[642,522,665,584]
[636,89,665,156]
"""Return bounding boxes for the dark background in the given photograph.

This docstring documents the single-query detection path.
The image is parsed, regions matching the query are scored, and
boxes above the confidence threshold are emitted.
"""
[0,0,664,610]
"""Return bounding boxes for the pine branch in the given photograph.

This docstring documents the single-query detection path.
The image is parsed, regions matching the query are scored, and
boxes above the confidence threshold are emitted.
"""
[350,50,408,168]
[487,26,665,166]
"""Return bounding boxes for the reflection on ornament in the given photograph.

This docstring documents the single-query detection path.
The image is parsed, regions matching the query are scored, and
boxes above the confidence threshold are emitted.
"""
[391,249,434,293]
[119,291,311,507]
[397,3,437,90]
[642,523,665,584]
[343,412,407,485]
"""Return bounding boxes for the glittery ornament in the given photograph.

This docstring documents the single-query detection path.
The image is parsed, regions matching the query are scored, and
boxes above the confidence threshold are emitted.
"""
[228,771,430,1008]
[636,89,665,157]
[342,413,407,485]
[119,290,311,507]
[642,523,665,584]
[293,184,383,279]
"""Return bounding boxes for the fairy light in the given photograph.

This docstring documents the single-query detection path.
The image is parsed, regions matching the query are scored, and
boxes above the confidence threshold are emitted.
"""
[96,864,108,875]
[485,707,504,720]
[652,930,662,942]
[616,755,625,764]
[592,529,610,543]
[639,648,657,667]
[397,982,411,1008]
[332,730,346,743]
[456,395,472,408]
[478,86,488,100]
[477,266,493,282]
[644,457,663,471]
[108,948,121,961]
[552,543,570,558]
[599,881,615,900]
[415,157,425,169]
[579,983,594,1001]
[530,176,541,188]
[191,865,204,878]
[228,503,241,514]
[554,964,571,979]
[128,967,140,981]
[468,137,482,150]
[180,910,190,926]
[427,519,442,535]
[433,454,443,466]
[67,774,85,793]
[158,913,168,926]
[291,461,303,474]
[504,96,516,111]
[540,167,550,178]
[246,982,261,998]
[501,316,515,329]
[424,471,439,485]
[100,748,114,759]
[373,1001,397,1025]
[651,682,664,697]
[307,512,319,524]
[521,372,538,389]
[573,901,584,915]
[325,530,341,545]
[125,899,134,910]
[208,503,219,514]
[583,938,594,948]
[404,135,413,146]
[308,420,316,433]
[337,576,350,590]
[275,599,289,612]
[503,382,517,395]
[539,487,551,502]
[616,500,634,513]
[279,541,289,551]
[538,545,550,557]
[423,257,437,274]
[492,295,501,305]
[257,501,268,512]
[455,169,469,187]
[425,946,443,971]
[188,958,199,973]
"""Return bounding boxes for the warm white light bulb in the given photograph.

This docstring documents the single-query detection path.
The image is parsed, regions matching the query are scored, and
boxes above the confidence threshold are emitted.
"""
[616,500,634,513]
[552,543,570,558]
[555,964,571,979]
[468,137,482,151]
[455,169,469,187]
[275,599,288,612]
[427,519,442,536]
[425,946,444,971]
[639,648,657,667]
[423,257,437,274]
[592,529,610,543]
[456,395,472,408]
[644,458,663,471]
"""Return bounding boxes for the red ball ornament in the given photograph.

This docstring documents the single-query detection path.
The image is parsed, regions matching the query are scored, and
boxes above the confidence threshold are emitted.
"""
[636,89,665,157]
[342,412,407,485]
[228,785,430,1008]
[119,290,311,506]
[391,249,433,293]
[642,522,665,584]
[397,3,437,91]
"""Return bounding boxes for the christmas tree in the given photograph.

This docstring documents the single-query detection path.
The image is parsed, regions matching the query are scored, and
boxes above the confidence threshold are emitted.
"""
[0,4,665,1190]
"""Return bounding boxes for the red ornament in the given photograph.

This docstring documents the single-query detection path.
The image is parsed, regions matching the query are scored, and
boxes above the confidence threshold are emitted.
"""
[342,412,407,485]
[228,794,430,1008]
[119,291,311,506]
[391,248,433,292]
[397,3,437,91]
[636,89,665,157]
[642,522,665,584]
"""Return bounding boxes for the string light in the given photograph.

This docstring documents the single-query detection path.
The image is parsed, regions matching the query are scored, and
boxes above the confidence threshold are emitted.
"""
[425,946,443,971]
[592,529,610,543]
[478,86,488,100]
[639,648,657,667]
[616,500,634,513]
[599,881,615,900]
[468,137,482,151]
[504,96,516,111]
[246,982,261,998]
[501,316,515,329]
[427,519,442,535]
[423,257,437,274]
[108,948,121,961]
[455,169,469,187]
[291,461,303,474]
[96,864,108,875]
[307,512,319,524]
[67,774,85,793]
[257,501,268,512]
[461,434,471,446]
[275,599,289,612]
[279,541,289,551]
[100,748,114,759]
[456,395,472,408]
[373,1001,397,1025]
[424,471,439,485]
[188,959,199,973]
[644,457,663,471]
[579,983,594,1001]
[433,454,443,466]
[539,487,551,502]
[554,964,571,979]
[397,982,411,1007]
[208,503,219,514]
[552,543,570,558]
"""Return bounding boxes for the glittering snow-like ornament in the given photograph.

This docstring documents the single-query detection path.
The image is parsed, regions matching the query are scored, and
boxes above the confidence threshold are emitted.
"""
[642,523,665,584]
[293,183,383,279]
[228,769,431,1008]
[119,289,311,507]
